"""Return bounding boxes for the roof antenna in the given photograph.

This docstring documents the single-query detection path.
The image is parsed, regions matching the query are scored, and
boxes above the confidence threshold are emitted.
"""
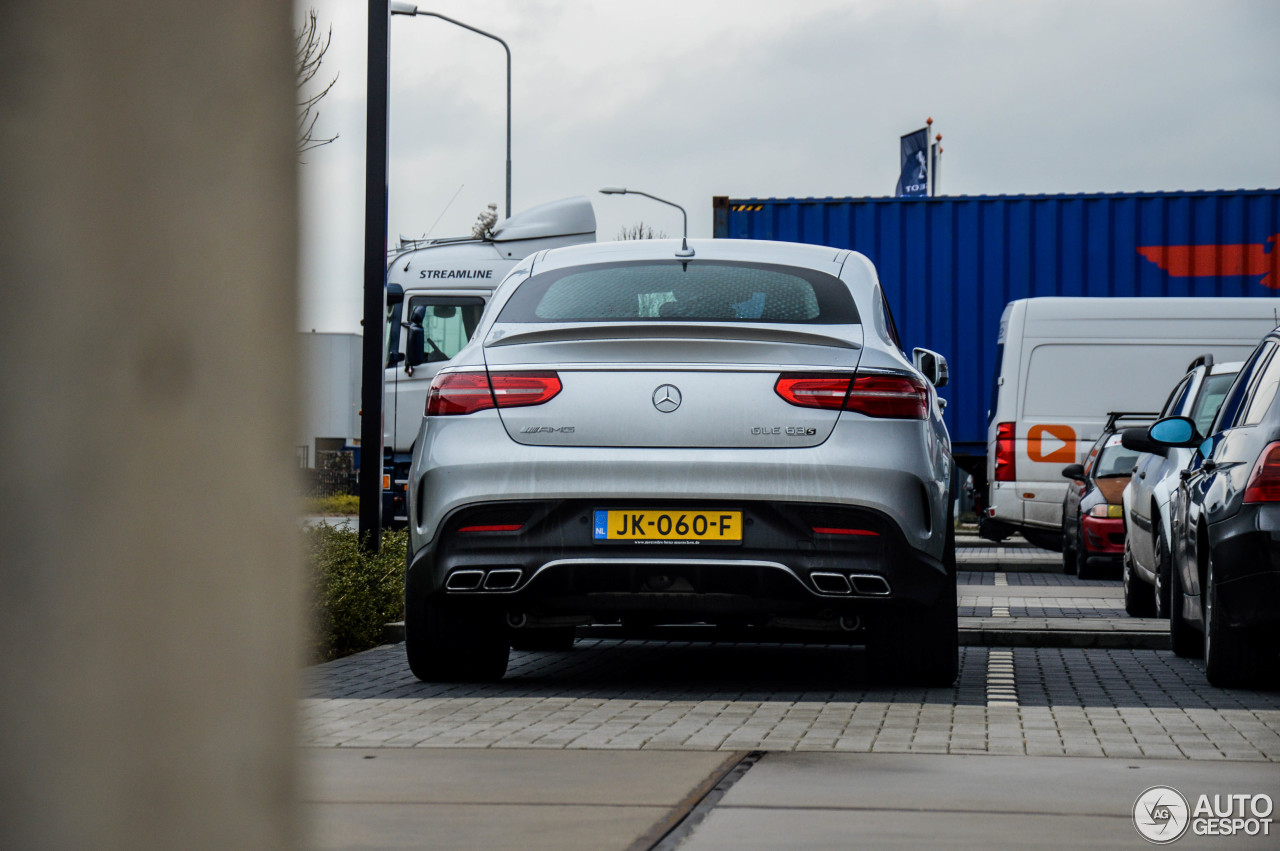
[599,187,694,257]
[423,183,466,239]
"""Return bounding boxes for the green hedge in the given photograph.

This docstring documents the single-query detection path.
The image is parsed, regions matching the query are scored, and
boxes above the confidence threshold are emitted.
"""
[305,493,360,516]
[306,524,407,662]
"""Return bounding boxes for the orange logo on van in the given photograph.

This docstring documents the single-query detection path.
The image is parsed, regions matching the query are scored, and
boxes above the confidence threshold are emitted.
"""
[1027,424,1076,463]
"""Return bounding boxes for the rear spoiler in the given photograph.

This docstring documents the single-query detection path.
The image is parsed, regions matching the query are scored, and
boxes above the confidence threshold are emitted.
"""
[485,323,861,350]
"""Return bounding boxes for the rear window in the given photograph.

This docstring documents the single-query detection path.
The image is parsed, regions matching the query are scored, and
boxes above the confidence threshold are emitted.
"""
[496,260,860,325]
[1094,443,1141,478]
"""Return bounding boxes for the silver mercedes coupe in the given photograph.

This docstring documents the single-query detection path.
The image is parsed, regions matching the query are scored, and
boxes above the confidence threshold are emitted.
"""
[403,238,956,684]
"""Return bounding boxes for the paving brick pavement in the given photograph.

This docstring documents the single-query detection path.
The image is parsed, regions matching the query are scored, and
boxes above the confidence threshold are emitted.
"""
[301,640,1280,761]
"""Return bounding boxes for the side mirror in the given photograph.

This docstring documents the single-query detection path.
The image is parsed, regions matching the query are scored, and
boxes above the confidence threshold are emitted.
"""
[1062,463,1086,482]
[387,351,405,367]
[433,305,457,319]
[405,306,427,368]
[1120,426,1168,458]
[912,348,949,388]
[1148,416,1202,448]
[1199,436,1216,458]
[385,282,405,307]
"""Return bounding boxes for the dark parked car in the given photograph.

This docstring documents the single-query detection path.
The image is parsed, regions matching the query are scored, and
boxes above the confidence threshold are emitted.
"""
[1061,412,1151,580]
[1151,325,1280,687]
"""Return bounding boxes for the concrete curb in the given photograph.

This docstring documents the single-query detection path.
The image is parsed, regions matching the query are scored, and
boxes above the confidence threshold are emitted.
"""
[381,621,1170,650]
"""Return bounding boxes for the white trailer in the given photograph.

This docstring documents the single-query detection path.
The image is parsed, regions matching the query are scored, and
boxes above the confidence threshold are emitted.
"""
[298,331,362,468]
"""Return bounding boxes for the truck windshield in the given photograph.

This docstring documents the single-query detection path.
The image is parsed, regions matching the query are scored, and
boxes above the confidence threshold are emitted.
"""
[408,296,484,363]
[497,260,859,325]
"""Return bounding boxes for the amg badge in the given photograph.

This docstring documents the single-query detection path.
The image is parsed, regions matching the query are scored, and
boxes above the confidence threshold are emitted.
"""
[520,426,575,434]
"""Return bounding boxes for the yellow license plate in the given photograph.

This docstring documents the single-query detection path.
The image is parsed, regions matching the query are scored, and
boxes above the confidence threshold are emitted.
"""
[593,510,742,542]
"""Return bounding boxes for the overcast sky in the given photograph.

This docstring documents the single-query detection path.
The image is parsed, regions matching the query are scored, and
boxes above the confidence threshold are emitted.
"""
[297,0,1280,333]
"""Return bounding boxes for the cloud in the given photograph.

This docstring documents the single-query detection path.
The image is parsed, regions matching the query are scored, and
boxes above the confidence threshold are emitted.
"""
[297,0,1280,332]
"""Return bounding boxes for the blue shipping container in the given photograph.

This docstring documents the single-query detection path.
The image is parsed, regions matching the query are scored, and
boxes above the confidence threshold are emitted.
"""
[713,189,1280,469]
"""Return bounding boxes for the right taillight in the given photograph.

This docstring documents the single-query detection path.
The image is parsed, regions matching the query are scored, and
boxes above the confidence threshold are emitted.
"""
[1242,442,1280,503]
[843,373,929,419]
[994,421,1016,482]
[774,372,928,419]
[427,370,561,416]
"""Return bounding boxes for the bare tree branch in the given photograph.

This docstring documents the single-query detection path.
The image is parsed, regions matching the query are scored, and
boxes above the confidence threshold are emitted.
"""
[616,221,667,240]
[295,8,339,160]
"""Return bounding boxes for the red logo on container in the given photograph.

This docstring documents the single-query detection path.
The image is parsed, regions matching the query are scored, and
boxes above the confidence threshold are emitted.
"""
[1137,235,1279,289]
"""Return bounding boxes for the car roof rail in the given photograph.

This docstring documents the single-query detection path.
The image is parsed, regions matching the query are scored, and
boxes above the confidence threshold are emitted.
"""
[1186,353,1214,372]
[1104,411,1159,431]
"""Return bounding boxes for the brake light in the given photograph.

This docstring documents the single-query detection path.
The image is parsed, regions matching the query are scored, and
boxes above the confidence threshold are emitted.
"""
[994,422,1016,482]
[844,373,930,419]
[427,371,561,416]
[774,374,852,410]
[1243,442,1280,503]
[811,527,880,537]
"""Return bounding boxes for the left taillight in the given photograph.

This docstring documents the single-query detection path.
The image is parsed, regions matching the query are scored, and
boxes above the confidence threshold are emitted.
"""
[1243,442,1280,503]
[427,371,561,416]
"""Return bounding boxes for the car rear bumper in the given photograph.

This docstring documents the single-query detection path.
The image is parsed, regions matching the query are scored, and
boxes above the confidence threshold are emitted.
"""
[406,498,951,631]
[408,411,951,561]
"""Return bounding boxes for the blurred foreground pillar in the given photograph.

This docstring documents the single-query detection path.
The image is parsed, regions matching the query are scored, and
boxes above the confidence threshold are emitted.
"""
[0,3,301,848]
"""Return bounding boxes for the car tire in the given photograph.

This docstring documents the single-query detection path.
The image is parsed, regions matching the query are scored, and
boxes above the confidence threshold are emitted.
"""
[1062,521,1077,575]
[1123,537,1156,617]
[1075,526,1096,580]
[405,596,510,682]
[1152,531,1172,620]
[1203,553,1267,688]
[868,586,959,687]
[510,627,576,652]
[1169,553,1201,659]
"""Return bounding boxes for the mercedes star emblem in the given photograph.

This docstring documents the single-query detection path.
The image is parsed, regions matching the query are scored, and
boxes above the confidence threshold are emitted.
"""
[652,384,682,413]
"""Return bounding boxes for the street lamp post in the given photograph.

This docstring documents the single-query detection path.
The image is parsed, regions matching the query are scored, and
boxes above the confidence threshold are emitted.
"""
[357,0,393,552]
[391,3,512,219]
[599,187,694,257]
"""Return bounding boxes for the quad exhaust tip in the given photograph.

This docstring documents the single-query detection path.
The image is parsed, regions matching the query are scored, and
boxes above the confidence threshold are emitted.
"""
[483,568,523,590]
[809,571,891,597]
[849,574,891,596]
[810,572,852,595]
[444,570,485,591]
[445,568,524,592]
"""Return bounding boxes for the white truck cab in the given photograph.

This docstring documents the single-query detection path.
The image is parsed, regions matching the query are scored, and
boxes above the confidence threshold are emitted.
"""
[382,197,597,524]
[982,297,1279,549]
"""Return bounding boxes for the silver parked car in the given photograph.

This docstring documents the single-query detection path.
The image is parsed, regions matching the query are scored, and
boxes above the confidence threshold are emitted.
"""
[1120,356,1241,618]
[403,239,957,684]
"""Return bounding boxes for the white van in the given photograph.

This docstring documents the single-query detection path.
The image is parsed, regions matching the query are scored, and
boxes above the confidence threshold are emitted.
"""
[982,297,1279,548]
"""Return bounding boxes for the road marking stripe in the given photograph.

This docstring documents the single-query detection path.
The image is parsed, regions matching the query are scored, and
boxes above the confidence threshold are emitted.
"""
[986,649,1019,709]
